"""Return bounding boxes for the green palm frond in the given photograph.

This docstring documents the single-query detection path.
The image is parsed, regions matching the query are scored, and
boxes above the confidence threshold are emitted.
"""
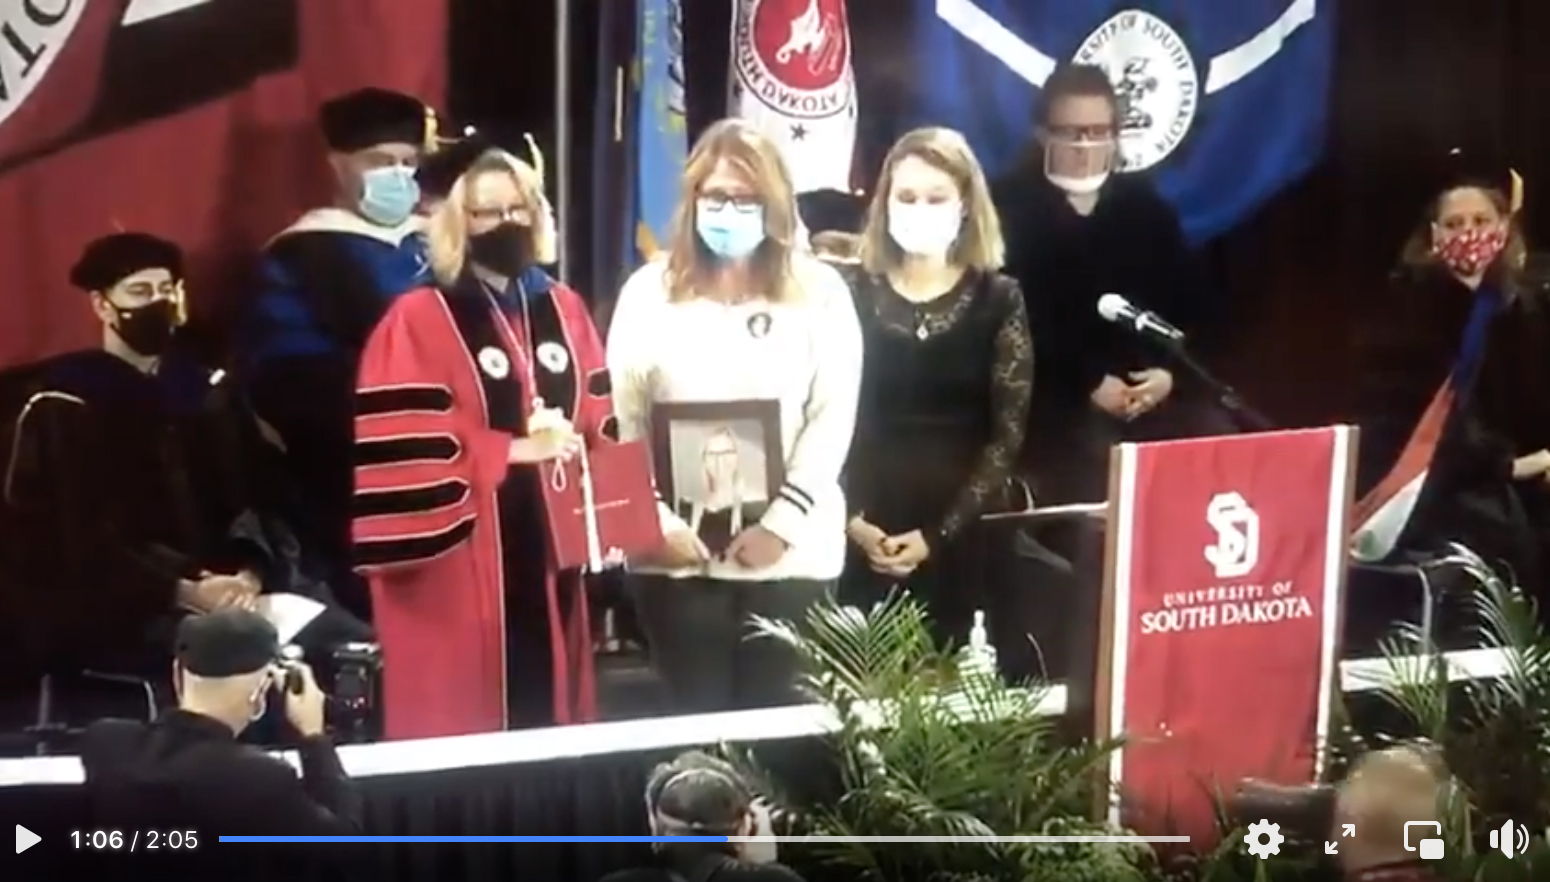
[740,594,1143,881]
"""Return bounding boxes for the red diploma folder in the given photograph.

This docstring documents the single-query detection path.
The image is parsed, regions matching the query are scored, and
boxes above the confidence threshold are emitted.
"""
[539,439,662,571]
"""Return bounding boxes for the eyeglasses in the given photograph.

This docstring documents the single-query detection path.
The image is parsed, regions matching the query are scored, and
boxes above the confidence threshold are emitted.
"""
[698,193,763,213]
[468,206,526,224]
[1047,125,1116,143]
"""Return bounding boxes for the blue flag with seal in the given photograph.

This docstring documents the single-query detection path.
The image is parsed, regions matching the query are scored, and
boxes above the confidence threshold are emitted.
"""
[906,0,1332,243]
[634,0,688,260]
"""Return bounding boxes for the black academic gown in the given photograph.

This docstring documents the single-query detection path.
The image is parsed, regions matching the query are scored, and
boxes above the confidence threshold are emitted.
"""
[2,349,362,679]
[993,168,1221,503]
[1356,267,1545,595]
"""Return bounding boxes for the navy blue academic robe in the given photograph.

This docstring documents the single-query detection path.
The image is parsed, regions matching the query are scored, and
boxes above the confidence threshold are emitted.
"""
[239,208,431,617]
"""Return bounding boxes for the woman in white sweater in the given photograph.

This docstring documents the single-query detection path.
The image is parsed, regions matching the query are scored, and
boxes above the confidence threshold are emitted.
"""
[607,119,863,713]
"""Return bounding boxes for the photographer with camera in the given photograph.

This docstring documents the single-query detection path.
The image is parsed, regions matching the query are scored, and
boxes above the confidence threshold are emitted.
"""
[598,751,804,882]
[80,608,362,839]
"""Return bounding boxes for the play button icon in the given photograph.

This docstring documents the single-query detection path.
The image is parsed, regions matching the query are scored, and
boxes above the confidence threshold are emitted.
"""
[15,824,40,854]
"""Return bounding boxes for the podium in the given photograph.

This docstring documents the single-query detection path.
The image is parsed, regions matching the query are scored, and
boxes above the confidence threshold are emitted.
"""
[1089,427,1358,845]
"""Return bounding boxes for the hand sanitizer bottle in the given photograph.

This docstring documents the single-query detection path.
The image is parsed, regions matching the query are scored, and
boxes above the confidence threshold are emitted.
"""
[959,610,999,681]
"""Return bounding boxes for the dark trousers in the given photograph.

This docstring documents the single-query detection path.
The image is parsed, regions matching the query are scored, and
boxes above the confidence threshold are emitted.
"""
[630,575,830,715]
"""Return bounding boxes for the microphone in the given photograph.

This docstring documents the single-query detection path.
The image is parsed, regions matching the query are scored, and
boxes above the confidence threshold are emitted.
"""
[1096,293,1186,342]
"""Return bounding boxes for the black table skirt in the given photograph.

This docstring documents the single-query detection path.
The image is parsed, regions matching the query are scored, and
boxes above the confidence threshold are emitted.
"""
[3,736,835,882]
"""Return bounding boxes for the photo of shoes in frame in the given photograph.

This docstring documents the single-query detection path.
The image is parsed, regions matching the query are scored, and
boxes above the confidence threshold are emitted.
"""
[650,400,786,557]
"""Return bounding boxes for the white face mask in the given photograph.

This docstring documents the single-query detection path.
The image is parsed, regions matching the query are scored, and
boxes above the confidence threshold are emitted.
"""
[1046,171,1111,195]
[887,200,963,258]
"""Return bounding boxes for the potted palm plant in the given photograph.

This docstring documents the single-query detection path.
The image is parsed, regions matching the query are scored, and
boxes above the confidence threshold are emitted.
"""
[730,594,1153,882]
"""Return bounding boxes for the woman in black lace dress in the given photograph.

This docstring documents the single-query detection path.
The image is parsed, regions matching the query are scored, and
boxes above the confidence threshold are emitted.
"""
[841,127,1035,648]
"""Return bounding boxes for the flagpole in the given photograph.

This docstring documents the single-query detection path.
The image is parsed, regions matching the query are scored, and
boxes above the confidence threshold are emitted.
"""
[554,0,572,278]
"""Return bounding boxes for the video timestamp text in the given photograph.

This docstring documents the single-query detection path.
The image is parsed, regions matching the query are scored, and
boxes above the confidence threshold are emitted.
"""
[70,829,200,851]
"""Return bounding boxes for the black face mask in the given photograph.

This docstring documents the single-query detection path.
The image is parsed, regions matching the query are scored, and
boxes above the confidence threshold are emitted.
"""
[112,299,178,356]
[468,222,535,278]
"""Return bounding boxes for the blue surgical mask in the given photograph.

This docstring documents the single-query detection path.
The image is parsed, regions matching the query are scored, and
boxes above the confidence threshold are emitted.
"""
[695,200,766,260]
[358,166,421,227]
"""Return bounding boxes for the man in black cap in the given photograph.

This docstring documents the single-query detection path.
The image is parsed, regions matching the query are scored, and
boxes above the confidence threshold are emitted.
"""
[2,233,369,693]
[239,87,436,622]
[79,609,360,839]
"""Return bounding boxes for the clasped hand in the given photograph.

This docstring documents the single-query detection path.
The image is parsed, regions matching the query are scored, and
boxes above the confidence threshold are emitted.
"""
[1091,368,1174,420]
[179,569,261,614]
[848,518,930,578]
[508,400,584,463]
[646,526,789,570]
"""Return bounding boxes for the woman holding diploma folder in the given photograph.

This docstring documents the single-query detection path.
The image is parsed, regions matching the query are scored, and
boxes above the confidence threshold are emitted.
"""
[350,133,632,738]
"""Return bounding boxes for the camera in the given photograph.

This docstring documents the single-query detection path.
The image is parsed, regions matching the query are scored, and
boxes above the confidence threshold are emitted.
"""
[326,642,383,743]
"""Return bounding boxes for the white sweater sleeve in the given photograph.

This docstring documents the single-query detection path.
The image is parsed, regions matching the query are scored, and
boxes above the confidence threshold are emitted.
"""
[760,261,864,546]
[605,263,692,536]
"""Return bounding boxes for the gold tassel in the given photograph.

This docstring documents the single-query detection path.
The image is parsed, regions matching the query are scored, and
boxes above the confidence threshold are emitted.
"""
[423,106,440,154]
[523,132,545,186]
[1509,168,1524,214]
[173,279,189,327]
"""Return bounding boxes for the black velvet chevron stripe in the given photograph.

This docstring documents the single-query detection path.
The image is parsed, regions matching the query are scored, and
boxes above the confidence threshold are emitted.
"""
[354,435,461,467]
[354,519,476,568]
[352,479,469,519]
[599,415,620,442]
[356,386,453,417]
[586,369,612,397]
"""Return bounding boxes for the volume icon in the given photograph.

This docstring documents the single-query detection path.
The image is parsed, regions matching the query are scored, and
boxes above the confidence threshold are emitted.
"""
[1490,819,1531,858]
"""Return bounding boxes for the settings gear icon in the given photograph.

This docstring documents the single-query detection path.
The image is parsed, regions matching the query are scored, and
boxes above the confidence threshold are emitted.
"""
[1244,819,1285,859]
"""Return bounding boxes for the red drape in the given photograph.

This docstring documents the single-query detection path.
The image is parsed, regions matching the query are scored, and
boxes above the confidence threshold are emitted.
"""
[0,0,448,369]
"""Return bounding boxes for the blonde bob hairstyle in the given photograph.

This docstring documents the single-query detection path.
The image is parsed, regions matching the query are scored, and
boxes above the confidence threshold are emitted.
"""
[664,118,805,303]
[860,127,1005,275]
[426,149,553,286]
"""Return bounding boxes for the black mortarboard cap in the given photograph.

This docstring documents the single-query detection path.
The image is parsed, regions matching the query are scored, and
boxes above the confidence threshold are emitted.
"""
[175,609,281,678]
[1435,147,1523,214]
[798,188,867,235]
[318,88,428,153]
[416,130,496,200]
[69,232,183,292]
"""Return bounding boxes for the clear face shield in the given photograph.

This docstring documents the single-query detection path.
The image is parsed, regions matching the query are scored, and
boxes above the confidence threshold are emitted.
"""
[1041,126,1117,195]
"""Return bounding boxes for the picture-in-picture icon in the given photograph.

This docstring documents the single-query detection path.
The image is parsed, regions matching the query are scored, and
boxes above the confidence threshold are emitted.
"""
[1405,821,1445,860]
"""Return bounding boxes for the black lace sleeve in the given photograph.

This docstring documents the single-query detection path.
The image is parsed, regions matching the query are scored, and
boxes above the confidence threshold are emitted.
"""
[934,277,1035,540]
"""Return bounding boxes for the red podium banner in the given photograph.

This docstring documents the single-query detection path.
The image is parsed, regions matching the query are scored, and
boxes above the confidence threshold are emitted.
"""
[1096,427,1356,844]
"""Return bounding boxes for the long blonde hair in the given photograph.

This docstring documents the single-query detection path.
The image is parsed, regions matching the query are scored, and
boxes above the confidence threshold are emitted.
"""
[860,127,1005,275]
[664,119,803,303]
[426,149,551,286]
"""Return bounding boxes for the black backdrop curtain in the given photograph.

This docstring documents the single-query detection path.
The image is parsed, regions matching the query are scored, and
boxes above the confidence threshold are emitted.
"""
[449,0,1547,425]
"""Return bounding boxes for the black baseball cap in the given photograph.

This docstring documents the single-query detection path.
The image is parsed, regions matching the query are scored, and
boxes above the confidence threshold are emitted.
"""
[175,609,281,678]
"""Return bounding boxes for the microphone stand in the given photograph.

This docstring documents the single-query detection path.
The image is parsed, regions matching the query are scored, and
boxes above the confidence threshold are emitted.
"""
[1160,336,1274,432]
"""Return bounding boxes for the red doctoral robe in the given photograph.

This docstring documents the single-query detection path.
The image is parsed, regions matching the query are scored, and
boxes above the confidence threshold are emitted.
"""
[351,271,615,739]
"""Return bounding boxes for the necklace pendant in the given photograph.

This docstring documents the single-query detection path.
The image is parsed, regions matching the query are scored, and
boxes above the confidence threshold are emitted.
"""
[915,322,930,341]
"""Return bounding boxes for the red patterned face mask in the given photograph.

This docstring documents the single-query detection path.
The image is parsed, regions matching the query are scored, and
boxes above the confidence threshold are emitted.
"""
[1433,227,1507,276]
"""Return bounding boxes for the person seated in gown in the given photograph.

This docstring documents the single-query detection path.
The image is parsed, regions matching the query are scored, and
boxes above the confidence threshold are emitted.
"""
[598,751,803,882]
[838,127,1034,654]
[239,87,436,623]
[351,134,616,739]
[1353,152,1550,604]
[3,233,371,692]
[991,62,1223,507]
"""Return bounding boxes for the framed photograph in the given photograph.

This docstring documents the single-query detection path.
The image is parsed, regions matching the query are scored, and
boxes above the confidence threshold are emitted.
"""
[651,400,786,555]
